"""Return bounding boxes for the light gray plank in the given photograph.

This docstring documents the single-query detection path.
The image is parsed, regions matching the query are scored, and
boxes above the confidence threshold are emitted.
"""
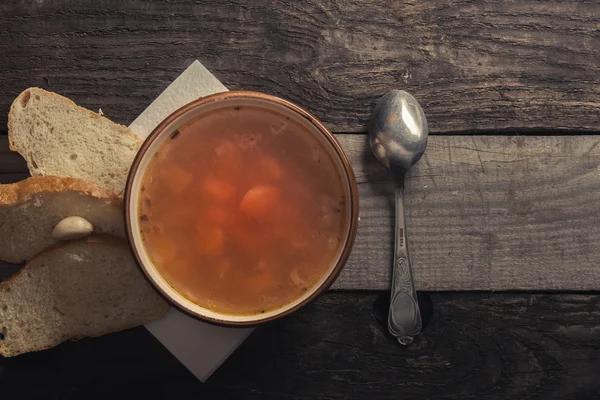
[334,135,600,290]
[2,135,600,290]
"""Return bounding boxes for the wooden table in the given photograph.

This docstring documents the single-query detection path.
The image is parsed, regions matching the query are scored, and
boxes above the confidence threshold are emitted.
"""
[1,1,599,399]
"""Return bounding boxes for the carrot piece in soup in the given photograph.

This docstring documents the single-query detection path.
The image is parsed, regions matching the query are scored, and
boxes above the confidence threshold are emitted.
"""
[203,176,236,201]
[240,185,281,219]
[162,165,193,193]
[195,226,225,256]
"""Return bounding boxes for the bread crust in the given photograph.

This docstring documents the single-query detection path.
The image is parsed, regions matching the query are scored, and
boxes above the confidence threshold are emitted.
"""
[0,176,122,207]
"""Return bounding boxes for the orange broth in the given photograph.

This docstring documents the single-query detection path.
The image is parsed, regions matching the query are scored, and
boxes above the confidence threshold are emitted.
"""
[139,105,348,315]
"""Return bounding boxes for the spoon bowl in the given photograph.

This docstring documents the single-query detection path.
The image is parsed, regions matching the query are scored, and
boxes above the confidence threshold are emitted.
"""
[369,90,428,173]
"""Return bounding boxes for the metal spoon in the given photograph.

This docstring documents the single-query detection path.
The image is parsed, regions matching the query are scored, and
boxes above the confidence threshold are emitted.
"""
[368,90,429,345]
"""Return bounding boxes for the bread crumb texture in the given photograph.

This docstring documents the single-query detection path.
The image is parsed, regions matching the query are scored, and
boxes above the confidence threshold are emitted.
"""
[0,238,168,357]
[8,88,142,196]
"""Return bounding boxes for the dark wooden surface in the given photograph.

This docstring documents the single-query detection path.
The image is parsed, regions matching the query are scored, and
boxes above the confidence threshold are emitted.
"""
[1,1,600,399]
[2,292,600,400]
[0,0,598,133]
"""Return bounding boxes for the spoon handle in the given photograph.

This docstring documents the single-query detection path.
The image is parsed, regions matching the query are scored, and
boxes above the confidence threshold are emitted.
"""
[388,181,422,345]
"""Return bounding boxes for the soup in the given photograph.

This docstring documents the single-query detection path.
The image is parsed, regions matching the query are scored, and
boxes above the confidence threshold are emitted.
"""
[139,104,349,315]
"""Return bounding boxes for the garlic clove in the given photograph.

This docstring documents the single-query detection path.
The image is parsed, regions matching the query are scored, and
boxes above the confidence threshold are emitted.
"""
[52,216,94,241]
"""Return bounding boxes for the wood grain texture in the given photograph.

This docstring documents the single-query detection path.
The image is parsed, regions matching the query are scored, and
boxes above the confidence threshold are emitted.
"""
[337,134,600,291]
[2,134,600,290]
[209,292,600,400]
[0,0,598,133]
[2,292,600,400]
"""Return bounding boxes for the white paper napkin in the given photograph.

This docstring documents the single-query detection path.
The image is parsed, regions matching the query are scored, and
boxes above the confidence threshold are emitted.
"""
[130,60,253,382]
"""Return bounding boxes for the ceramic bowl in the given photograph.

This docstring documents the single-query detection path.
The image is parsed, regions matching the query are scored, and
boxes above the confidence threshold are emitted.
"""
[124,91,359,326]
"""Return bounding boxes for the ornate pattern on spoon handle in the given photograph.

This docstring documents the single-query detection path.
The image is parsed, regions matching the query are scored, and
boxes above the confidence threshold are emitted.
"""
[388,182,422,345]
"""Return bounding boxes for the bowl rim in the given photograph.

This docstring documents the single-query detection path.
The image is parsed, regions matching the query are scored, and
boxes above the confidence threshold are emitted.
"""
[124,90,359,326]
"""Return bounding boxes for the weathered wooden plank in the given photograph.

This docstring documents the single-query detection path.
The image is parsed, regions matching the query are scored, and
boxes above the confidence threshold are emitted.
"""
[1,134,600,290]
[207,292,600,400]
[2,292,600,400]
[0,0,598,133]
[337,134,600,291]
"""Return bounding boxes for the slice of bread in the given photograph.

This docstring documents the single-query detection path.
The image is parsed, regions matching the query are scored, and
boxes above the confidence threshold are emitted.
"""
[8,88,142,196]
[0,176,125,263]
[0,236,168,357]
